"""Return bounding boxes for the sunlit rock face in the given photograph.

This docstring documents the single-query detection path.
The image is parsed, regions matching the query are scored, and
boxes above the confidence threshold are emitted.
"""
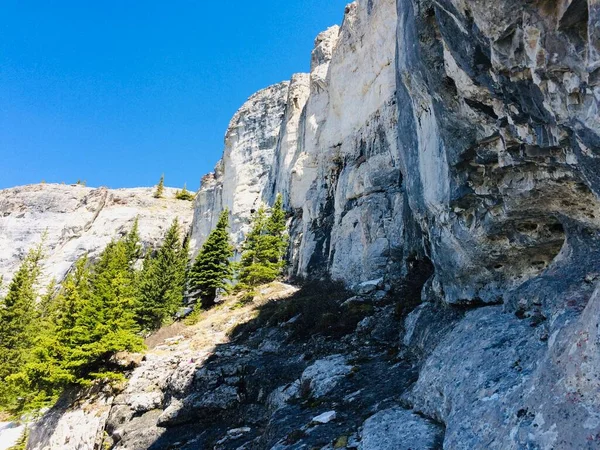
[0,184,194,290]
[189,82,297,256]
[191,0,406,285]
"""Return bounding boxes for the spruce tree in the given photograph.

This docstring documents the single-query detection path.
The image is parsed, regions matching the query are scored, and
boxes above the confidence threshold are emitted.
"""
[189,210,234,308]
[6,269,80,412]
[237,195,288,289]
[265,193,288,267]
[136,219,187,330]
[154,174,165,199]
[0,244,44,409]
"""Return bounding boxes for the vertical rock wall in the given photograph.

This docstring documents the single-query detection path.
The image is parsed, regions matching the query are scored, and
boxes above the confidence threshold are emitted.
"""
[190,0,405,285]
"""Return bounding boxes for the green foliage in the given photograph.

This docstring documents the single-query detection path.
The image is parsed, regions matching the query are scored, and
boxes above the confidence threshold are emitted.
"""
[189,210,234,308]
[175,183,195,201]
[76,179,86,186]
[136,219,188,330]
[124,217,142,262]
[71,242,144,378]
[154,174,165,199]
[184,308,202,326]
[0,220,150,415]
[237,194,288,289]
[0,216,199,416]
[0,244,44,410]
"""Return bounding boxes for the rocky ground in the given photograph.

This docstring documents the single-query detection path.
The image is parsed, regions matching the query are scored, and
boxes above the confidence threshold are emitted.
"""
[26,279,449,450]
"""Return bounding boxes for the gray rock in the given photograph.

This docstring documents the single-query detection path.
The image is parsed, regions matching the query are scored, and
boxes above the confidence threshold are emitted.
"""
[353,279,384,295]
[359,407,443,450]
[300,355,353,399]
[0,184,194,293]
[267,381,301,411]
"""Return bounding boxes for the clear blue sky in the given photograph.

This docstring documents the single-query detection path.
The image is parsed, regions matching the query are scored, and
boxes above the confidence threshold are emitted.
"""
[0,1,348,191]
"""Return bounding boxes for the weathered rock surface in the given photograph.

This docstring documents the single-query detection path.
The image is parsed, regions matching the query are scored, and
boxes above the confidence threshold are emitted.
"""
[0,184,194,289]
[359,407,443,450]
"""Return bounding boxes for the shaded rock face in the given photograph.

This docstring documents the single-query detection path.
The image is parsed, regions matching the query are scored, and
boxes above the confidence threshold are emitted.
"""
[0,184,194,289]
[395,0,600,447]
[396,0,600,308]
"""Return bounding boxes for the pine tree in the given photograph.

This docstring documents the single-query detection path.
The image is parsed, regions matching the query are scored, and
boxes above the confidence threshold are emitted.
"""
[154,174,165,199]
[6,270,79,412]
[136,219,187,330]
[0,244,44,409]
[265,193,288,266]
[237,195,288,289]
[189,210,234,308]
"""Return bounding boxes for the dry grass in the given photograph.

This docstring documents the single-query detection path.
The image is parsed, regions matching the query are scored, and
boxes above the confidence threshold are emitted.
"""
[144,282,299,354]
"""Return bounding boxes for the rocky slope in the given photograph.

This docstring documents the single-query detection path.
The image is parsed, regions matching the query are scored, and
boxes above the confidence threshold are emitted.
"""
[16,0,600,448]
[0,184,194,290]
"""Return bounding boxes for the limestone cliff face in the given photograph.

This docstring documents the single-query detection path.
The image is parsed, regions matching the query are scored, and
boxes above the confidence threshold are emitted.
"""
[191,0,404,285]
[0,184,194,290]
[396,0,600,447]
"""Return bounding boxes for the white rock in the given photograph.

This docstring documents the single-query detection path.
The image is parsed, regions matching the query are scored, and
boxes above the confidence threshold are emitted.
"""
[0,184,194,291]
[301,355,352,399]
[0,422,25,450]
[312,410,337,424]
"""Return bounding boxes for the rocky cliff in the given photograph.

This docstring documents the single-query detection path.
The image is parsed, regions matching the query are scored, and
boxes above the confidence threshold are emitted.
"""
[0,184,194,290]
[18,0,600,448]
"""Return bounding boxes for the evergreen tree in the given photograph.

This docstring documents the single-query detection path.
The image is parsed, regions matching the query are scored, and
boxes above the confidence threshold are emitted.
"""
[265,193,288,265]
[154,174,165,199]
[124,217,142,262]
[175,183,195,201]
[0,244,44,409]
[5,270,79,412]
[67,241,143,381]
[189,210,234,308]
[237,195,288,289]
[136,219,187,330]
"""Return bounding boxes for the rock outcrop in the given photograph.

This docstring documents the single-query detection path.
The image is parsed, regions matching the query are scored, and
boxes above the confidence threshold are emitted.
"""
[190,0,405,286]
[0,184,194,290]
[16,0,600,448]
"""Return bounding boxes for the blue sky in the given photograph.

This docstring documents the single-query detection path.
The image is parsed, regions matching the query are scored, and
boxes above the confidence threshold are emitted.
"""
[0,1,348,190]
